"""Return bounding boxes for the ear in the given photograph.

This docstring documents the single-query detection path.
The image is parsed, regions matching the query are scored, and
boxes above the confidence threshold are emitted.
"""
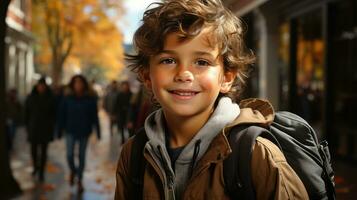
[220,71,236,93]
[139,68,152,90]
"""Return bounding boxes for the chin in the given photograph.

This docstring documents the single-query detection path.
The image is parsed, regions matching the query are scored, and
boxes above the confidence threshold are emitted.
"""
[168,106,207,118]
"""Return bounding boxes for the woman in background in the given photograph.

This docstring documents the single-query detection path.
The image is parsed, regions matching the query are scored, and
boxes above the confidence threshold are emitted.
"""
[57,75,101,193]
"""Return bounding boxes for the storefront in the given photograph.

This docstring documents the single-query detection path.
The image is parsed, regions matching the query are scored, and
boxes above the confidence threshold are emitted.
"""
[328,0,357,161]
[5,0,34,101]
[280,6,325,138]
[224,0,357,161]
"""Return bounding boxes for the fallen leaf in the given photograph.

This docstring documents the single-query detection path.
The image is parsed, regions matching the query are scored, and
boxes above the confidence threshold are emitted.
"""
[103,183,113,191]
[39,194,48,200]
[46,163,60,173]
[96,177,103,184]
[42,183,56,191]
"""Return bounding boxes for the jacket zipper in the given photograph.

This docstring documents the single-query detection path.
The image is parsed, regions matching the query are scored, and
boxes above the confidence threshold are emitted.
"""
[157,145,176,200]
[144,146,174,200]
[167,173,175,200]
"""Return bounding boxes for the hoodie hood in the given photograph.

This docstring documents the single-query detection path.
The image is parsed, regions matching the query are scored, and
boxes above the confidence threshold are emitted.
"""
[143,97,240,200]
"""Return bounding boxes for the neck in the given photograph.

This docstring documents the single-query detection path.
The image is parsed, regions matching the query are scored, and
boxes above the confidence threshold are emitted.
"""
[163,106,214,148]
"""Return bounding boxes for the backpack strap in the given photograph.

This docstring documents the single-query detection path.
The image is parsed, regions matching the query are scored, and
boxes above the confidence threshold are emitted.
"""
[129,128,148,200]
[224,125,280,199]
[319,141,336,200]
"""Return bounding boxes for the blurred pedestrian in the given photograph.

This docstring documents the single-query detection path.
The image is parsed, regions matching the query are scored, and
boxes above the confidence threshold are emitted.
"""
[128,85,154,134]
[114,81,132,144]
[103,80,119,136]
[6,88,23,151]
[25,77,56,182]
[57,74,101,193]
[89,79,101,101]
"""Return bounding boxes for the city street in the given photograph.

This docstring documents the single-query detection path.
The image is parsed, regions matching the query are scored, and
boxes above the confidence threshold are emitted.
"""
[9,110,123,200]
[7,109,357,200]
[2,0,357,199]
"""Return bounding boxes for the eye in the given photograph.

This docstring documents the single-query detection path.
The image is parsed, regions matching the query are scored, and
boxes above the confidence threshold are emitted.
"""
[159,58,176,65]
[195,59,211,67]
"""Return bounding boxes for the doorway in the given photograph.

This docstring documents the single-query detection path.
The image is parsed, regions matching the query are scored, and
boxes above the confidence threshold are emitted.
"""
[292,9,325,138]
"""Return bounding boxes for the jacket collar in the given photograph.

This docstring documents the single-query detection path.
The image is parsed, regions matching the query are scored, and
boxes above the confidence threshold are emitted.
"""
[193,98,275,172]
[225,98,275,130]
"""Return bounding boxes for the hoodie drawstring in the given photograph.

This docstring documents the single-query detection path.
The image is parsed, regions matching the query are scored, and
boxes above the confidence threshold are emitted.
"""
[189,140,201,178]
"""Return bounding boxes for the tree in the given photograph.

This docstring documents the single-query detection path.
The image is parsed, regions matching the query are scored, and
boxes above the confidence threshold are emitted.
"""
[82,63,108,84]
[32,0,124,85]
[0,1,22,198]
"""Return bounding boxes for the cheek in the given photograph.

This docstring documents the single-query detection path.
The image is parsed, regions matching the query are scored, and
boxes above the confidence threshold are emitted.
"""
[149,69,162,88]
[149,69,168,96]
[198,70,223,90]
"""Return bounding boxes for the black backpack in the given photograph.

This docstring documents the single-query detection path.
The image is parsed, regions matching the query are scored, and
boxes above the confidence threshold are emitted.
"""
[129,111,336,200]
[224,111,336,200]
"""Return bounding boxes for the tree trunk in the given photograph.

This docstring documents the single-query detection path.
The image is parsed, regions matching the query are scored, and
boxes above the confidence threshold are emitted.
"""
[0,1,22,198]
[52,55,63,86]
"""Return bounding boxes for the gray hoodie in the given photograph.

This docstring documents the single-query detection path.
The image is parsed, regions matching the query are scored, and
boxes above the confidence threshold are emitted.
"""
[144,97,240,200]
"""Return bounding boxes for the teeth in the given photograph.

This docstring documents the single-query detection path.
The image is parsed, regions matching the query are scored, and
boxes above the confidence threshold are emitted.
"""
[173,91,195,96]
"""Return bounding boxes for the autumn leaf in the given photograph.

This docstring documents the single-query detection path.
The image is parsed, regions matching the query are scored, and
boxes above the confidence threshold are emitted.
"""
[41,183,56,192]
[32,0,124,85]
[46,163,60,174]
[39,194,48,200]
[96,177,103,184]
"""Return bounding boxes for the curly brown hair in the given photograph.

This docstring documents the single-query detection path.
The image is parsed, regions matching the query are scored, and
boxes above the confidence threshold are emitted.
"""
[127,0,255,102]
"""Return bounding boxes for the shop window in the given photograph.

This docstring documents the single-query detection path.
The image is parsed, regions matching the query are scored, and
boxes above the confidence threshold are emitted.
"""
[295,10,324,137]
[278,22,290,110]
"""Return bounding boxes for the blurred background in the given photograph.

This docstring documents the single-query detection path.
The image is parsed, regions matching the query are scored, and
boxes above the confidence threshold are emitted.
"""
[0,0,356,199]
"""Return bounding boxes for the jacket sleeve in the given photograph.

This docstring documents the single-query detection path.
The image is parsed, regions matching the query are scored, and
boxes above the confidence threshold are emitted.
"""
[251,137,309,200]
[115,141,132,200]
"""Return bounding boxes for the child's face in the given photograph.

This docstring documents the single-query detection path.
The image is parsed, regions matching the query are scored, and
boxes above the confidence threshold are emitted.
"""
[145,28,235,118]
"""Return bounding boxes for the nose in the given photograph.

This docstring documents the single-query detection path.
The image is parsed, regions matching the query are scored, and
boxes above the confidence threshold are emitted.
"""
[174,66,194,83]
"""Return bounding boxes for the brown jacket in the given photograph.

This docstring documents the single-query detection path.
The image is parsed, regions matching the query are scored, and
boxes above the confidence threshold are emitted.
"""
[115,99,309,200]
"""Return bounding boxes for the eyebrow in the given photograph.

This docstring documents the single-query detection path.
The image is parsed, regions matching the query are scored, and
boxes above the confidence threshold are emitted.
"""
[158,50,216,58]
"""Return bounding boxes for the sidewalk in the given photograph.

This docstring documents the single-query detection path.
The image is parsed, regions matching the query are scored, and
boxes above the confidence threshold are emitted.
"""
[10,110,124,200]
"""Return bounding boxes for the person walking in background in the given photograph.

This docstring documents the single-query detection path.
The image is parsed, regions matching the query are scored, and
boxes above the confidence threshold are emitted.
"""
[25,77,56,183]
[127,85,154,134]
[114,81,132,144]
[57,75,101,193]
[103,80,119,136]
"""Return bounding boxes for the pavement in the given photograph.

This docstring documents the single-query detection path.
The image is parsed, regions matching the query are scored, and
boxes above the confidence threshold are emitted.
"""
[7,109,357,200]
[9,110,125,200]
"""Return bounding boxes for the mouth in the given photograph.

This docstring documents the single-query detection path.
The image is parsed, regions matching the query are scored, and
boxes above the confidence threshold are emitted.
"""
[167,89,200,98]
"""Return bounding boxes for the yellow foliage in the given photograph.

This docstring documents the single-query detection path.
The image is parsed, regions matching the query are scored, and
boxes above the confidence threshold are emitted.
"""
[32,0,124,81]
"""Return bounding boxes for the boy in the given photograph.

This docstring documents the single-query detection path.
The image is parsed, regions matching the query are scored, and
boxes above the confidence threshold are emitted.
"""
[115,0,308,199]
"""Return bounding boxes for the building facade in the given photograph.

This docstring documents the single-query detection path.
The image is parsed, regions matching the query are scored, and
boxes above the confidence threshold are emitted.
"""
[223,0,357,161]
[5,0,34,101]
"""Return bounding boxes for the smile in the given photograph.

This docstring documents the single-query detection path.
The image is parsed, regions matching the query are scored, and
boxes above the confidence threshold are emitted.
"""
[168,89,200,99]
